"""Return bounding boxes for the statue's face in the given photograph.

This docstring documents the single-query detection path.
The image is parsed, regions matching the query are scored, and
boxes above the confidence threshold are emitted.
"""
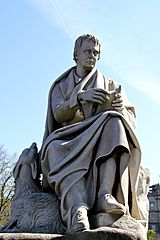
[76,40,100,71]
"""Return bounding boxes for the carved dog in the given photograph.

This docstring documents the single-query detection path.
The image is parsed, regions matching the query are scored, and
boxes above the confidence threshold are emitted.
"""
[3,143,66,234]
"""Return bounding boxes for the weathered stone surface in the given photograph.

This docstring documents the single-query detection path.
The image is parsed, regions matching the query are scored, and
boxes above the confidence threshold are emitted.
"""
[90,214,147,240]
[90,212,119,228]
[112,215,146,231]
[0,233,62,240]
[0,227,147,240]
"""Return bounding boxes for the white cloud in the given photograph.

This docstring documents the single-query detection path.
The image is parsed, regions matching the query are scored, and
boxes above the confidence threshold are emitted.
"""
[26,0,74,39]
[26,0,102,39]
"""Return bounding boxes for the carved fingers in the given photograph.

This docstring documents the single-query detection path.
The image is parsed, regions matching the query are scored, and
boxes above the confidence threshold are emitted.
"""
[112,93,124,112]
[78,88,109,104]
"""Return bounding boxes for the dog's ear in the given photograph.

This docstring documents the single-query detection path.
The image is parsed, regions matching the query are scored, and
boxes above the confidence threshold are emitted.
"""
[13,162,21,179]
[30,160,37,179]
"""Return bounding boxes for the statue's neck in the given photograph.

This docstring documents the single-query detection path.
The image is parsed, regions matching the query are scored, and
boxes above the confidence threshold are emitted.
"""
[75,66,92,79]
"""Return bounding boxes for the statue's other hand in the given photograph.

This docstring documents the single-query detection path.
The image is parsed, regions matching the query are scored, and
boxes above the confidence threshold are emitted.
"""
[78,88,109,105]
[112,93,124,112]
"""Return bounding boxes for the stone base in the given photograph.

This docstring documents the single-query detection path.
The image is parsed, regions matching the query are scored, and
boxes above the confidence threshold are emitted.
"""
[90,213,147,240]
[0,214,147,240]
[0,226,146,240]
[91,213,146,233]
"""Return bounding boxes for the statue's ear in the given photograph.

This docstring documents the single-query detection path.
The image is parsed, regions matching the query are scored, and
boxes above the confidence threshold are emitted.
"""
[13,163,21,179]
[30,160,37,179]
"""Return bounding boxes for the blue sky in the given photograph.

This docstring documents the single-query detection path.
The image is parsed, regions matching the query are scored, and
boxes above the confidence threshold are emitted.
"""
[0,0,160,184]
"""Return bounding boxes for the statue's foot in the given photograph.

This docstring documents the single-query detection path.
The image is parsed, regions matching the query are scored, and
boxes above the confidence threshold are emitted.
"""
[96,194,126,215]
[69,207,90,234]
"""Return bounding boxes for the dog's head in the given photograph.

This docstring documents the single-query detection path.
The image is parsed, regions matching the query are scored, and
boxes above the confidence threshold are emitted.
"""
[13,143,38,180]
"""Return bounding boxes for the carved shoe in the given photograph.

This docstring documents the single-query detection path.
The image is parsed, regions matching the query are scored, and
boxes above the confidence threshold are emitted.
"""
[96,194,126,215]
[69,207,90,234]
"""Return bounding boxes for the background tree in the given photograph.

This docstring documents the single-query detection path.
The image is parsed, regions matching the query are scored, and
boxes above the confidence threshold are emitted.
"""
[147,230,156,240]
[0,145,17,227]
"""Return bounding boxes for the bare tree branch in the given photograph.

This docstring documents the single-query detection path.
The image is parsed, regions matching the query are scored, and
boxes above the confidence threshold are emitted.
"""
[0,145,17,226]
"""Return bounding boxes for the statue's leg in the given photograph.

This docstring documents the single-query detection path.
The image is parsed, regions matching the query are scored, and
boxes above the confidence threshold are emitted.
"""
[98,157,116,196]
[119,152,130,215]
[61,178,90,234]
[96,154,126,215]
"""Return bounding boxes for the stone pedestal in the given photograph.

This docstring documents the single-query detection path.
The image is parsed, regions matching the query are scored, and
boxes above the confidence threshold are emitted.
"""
[0,213,147,240]
[90,213,147,240]
[0,226,146,240]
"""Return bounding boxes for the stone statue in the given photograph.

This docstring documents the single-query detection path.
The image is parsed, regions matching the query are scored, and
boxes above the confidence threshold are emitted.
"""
[40,34,148,234]
[2,34,149,240]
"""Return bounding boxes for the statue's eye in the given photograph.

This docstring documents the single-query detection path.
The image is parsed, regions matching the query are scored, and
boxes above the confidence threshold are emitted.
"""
[84,49,91,54]
[94,50,99,56]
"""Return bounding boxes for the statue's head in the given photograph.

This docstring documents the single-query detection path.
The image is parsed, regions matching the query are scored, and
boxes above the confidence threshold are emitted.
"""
[73,34,101,63]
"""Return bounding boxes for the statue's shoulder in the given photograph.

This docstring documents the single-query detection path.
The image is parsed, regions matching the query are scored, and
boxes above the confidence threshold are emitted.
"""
[49,67,75,97]
[101,73,120,90]
[49,66,75,93]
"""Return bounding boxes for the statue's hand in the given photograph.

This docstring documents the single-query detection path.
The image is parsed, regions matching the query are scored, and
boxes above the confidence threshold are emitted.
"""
[78,88,109,105]
[112,93,124,112]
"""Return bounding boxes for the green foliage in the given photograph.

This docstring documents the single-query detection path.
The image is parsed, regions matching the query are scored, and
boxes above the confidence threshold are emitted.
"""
[147,230,156,240]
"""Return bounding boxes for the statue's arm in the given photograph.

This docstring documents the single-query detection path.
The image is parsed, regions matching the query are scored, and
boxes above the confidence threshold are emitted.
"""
[122,107,137,129]
[51,83,80,124]
[120,87,137,129]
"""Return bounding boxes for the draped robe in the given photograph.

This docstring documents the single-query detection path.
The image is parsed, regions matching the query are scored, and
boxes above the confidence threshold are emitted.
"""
[40,67,146,229]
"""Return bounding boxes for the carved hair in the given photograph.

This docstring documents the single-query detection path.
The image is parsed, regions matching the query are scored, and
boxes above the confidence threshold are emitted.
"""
[73,34,101,62]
